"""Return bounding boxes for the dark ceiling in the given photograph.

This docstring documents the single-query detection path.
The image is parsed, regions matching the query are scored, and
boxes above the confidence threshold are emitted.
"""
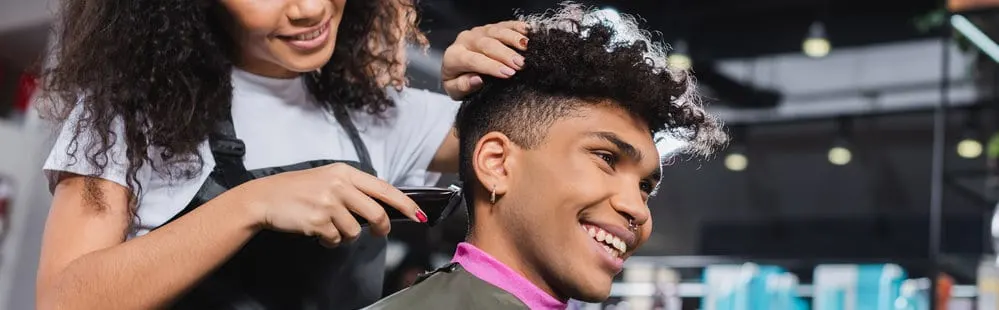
[418,0,943,60]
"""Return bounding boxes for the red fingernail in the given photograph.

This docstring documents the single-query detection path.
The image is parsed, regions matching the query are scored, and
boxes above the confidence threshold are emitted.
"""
[520,37,529,48]
[416,209,428,223]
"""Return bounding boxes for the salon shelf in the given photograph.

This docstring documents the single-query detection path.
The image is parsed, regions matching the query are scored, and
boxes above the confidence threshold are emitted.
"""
[607,282,978,299]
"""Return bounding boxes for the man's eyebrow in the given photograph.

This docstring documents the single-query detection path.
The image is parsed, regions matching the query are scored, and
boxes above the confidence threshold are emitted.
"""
[586,131,661,182]
[588,131,642,162]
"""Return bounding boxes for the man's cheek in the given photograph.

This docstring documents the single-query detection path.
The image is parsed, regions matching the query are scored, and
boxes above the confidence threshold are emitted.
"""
[639,220,653,247]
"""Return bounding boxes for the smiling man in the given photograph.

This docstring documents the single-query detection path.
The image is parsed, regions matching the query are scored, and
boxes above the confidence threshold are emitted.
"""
[365,3,726,309]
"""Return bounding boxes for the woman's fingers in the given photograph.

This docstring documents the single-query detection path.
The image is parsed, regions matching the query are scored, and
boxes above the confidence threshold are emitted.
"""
[442,73,484,100]
[336,186,390,236]
[313,221,342,248]
[472,35,526,71]
[449,48,516,80]
[483,23,530,51]
[444,25,526,77]
[441,20,530,100]
[327,199,365,241]
[494,20,530,35]
[334,164,422,223]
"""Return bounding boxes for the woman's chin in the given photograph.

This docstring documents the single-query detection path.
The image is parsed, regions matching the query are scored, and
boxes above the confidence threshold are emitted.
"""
[282,61,329,74]
[277,51,335,74]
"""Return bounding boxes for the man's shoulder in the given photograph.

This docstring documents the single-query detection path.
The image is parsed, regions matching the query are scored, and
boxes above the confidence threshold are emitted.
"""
[363,263,528,310]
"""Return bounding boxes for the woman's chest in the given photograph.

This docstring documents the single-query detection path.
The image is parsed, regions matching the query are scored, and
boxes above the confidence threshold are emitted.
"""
[229,99,361,170]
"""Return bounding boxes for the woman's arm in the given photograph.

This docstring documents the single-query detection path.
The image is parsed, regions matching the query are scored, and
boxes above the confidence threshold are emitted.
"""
[36,162,422,310]
[428,128,460,173]
[36,175,261,310]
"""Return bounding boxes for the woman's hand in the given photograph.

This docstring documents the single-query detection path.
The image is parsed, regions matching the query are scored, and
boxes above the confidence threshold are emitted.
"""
[442,20,530,100]
[238,162,425,247]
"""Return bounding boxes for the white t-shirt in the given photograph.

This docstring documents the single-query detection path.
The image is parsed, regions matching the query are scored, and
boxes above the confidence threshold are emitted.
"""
[43,68,460,237]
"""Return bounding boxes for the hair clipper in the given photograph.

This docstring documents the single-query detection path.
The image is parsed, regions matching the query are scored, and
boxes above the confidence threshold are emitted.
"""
[359,184,464,227]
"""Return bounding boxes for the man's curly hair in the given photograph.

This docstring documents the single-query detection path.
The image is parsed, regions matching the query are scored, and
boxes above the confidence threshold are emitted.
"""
[455,3,728,214]
[42,0,425,212]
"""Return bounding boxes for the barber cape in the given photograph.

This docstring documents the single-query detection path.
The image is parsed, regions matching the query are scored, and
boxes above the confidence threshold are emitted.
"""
[363,243,568,310]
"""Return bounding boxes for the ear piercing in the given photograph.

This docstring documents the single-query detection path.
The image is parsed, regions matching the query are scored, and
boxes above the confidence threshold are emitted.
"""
[490,184,497,204]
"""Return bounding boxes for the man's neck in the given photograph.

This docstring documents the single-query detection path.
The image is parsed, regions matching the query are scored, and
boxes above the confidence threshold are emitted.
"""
[466,226,566,302]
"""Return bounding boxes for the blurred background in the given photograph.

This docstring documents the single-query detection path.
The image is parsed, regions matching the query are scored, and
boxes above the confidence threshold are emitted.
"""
[2,0,999,309]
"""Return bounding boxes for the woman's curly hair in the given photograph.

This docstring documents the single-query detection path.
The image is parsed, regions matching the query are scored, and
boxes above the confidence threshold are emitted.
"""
[42,0,426,211]
[455,2,728,212]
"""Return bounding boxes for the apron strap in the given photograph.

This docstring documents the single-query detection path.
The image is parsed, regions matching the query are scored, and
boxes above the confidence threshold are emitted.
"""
[330,104,373,166]
[208,114,253,188]
[208,103,373,185]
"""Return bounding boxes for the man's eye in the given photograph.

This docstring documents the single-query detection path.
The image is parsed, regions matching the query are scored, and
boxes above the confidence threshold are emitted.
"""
[640,180,654,194]
[595,152,617,167]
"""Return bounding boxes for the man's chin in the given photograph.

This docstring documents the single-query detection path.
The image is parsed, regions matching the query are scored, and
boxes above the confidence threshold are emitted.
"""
[564,280,613,303]
[571,291,612,304]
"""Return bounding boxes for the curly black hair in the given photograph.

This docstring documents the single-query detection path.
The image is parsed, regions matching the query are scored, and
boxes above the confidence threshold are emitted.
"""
[455,3,728,217]
[42,0,425,213]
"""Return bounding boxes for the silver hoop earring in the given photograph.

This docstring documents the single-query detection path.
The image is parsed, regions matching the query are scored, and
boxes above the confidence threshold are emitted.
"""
[490,185,497,204]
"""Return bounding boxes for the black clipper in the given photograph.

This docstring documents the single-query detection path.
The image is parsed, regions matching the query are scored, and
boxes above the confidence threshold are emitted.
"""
[361,184,464,227]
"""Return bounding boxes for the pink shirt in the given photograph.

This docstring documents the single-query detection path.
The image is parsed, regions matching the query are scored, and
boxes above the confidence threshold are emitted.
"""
[451,242,568,310]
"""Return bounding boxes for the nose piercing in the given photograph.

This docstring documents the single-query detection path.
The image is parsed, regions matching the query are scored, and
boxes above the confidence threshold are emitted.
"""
[628,219,638,231]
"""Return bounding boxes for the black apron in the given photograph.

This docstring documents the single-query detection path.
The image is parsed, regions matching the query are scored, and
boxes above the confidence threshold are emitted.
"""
[161,105,385,310]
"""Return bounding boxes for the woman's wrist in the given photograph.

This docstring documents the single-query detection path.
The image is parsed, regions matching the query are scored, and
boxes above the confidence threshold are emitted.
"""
[214,183,267,232]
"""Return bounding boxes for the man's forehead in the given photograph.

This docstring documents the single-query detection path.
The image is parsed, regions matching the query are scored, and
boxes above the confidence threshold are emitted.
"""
[554,105,654,144]
[560,101,647,125]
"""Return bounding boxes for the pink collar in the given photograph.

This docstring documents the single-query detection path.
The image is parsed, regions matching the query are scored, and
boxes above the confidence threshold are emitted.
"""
[451,242,567,310]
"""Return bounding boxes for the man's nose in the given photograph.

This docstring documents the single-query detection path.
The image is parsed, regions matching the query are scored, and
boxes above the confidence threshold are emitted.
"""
[609,182,651,227]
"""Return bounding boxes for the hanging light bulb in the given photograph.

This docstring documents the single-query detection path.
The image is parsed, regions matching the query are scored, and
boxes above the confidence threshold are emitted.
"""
[957,111,983,159]
[725,152,748,172]
[828,145,852,166]
[803,21,831,58]
[724,126,748,172]
[958,138,983,159]
[668,39,692,70]
[828,117,852,166]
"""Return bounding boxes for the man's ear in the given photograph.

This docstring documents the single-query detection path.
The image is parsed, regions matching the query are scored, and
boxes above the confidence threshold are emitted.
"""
[472,131,516,199]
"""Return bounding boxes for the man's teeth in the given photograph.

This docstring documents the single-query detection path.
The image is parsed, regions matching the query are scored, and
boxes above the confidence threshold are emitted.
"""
[585,225,627,257]
[293,28,323,41]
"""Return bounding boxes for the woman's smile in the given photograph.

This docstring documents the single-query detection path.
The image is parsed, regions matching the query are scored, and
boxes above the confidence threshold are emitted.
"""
[274,18,332,51]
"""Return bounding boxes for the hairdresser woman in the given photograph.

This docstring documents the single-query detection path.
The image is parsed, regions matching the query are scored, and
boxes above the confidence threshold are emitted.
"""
[33,0,527,308]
